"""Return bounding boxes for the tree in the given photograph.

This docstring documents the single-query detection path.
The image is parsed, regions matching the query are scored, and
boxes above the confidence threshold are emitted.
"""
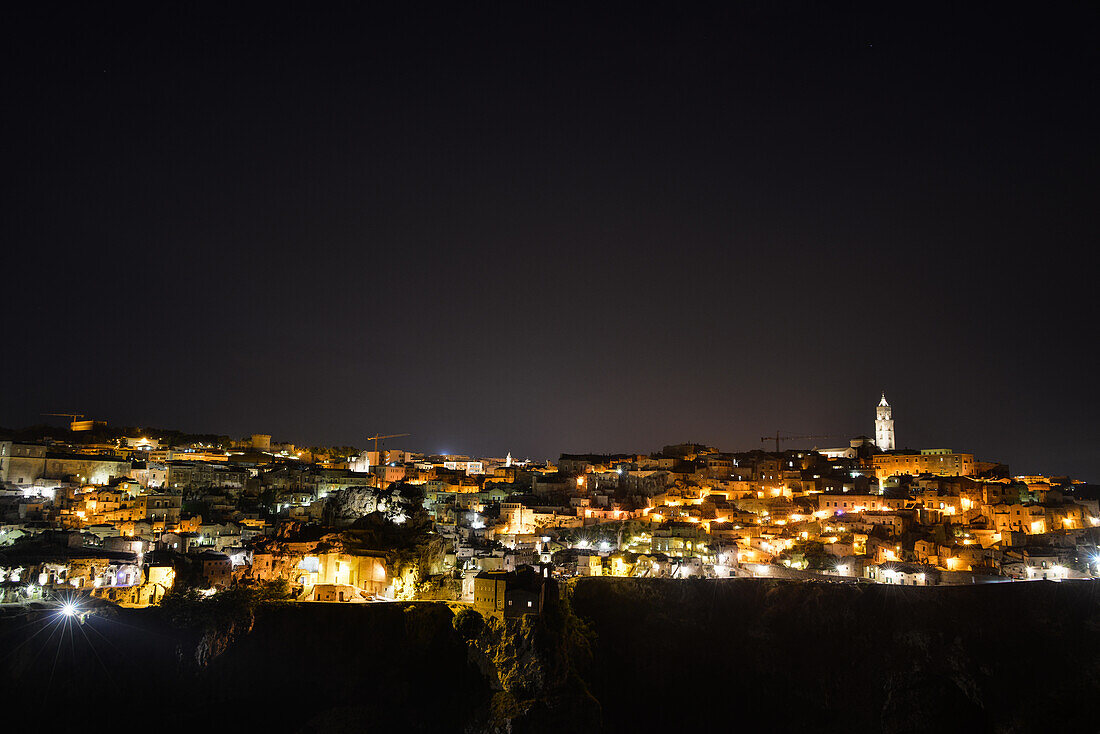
[788,540,828,570]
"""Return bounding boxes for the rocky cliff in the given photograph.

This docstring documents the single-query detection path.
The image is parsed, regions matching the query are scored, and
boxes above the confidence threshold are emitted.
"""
[2,579,1097,732]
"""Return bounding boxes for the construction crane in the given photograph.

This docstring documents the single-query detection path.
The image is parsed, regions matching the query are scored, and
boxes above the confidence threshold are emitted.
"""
[43,412,97,431]
[43,412,84,421]
[760,431,838,453]
[365,433,410,456]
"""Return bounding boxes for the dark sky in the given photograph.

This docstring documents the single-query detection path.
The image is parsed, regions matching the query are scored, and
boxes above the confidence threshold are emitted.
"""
[3,3,1097,479]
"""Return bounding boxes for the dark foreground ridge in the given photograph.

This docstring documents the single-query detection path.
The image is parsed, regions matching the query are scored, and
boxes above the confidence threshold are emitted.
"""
[570,579,1100,733]
[2,579,1098,732]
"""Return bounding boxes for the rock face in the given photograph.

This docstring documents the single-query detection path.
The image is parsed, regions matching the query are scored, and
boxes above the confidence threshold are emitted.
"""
[458,587,601,733]
[190,610,254,668]
[323,483,414,526]
[2,579,1097,733]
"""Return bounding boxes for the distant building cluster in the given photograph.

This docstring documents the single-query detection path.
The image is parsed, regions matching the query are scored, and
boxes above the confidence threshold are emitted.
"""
[2,394,1098,614]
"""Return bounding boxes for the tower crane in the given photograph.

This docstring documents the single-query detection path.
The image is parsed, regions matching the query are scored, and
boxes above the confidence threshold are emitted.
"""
[760,431,839,453]
[365,433,411,456]
[43,413,93,431]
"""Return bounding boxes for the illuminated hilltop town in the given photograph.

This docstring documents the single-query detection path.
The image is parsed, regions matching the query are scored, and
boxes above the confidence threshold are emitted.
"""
[2,395,1098,617]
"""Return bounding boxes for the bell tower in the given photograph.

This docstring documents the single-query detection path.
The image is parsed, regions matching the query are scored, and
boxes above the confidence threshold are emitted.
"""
[875,393,895,451]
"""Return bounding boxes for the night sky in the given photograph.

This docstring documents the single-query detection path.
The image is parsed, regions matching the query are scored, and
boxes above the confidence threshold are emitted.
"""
[3,4,1097,479]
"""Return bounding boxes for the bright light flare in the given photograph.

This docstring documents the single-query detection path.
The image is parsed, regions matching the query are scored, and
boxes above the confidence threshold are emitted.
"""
[61,602,77,617]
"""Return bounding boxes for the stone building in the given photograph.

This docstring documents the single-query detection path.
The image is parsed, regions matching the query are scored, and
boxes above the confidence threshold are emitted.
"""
[0,443,131,486]
[873,449,975,481]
